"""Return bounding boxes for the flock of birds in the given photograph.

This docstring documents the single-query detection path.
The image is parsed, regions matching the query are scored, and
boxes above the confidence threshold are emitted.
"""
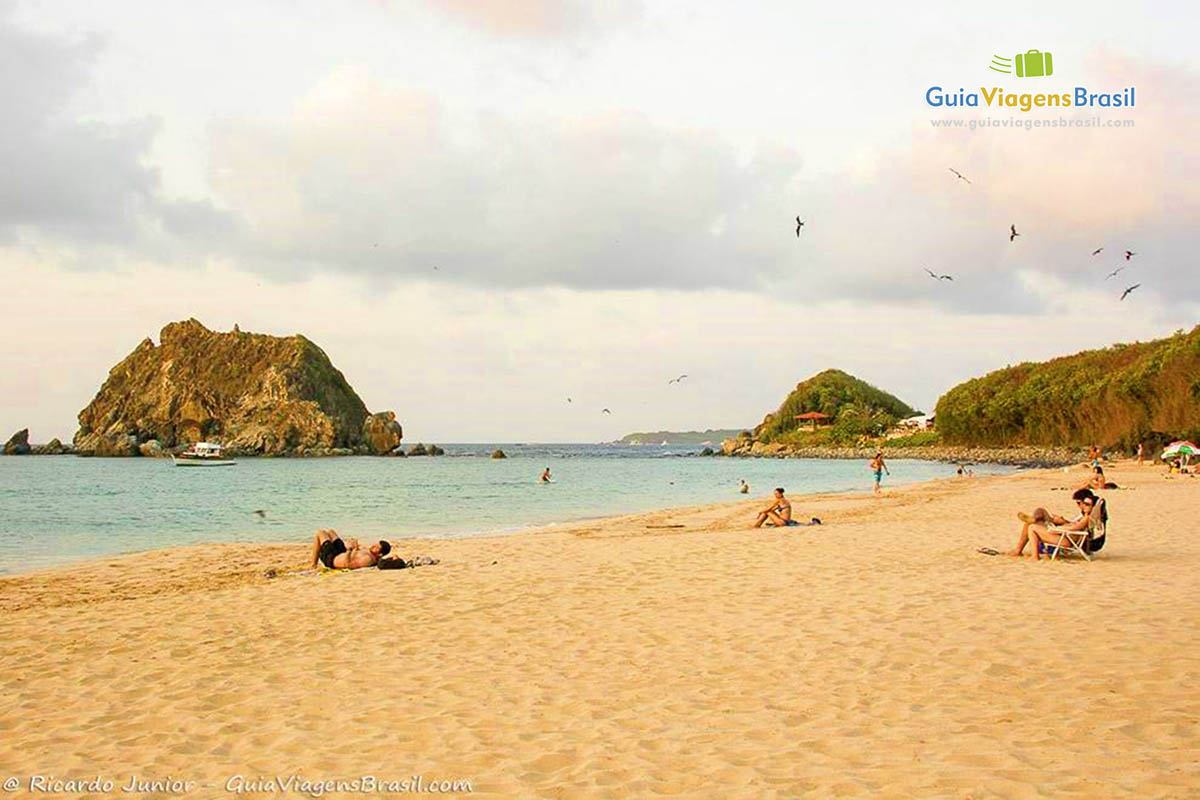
[569,374,687,416]
[572,168,1145,418]
[799,168,1144,302]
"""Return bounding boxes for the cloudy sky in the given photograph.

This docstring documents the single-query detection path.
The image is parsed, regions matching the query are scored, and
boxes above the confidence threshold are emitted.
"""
[2,0,1197,443]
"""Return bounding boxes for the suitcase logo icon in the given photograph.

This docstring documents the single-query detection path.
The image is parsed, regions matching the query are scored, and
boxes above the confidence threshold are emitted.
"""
[989,50,1054,78]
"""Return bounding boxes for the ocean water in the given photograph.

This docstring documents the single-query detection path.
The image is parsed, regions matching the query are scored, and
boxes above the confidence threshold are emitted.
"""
[0,444,1016,573]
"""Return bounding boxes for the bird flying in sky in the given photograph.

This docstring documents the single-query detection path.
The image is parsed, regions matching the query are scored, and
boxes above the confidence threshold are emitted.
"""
[1009,224,1020,242]
[1091,247,1104,256]
[667,374,688,384]
[924,268,953,282]
[1120,284,1141,301]
[948,167,970,184]
[1125,250,1137,261]
[1105,266,1125,280]
[601,408,612,414]
[795,216,805,237]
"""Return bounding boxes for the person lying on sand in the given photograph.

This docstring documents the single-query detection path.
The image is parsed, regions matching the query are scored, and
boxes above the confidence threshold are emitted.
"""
[753,488,821,528]
[310,529,391,570]
[1009,489,1104,560]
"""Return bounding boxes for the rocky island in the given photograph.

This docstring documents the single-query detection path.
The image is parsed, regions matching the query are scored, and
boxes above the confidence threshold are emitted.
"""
[71,319,404,457]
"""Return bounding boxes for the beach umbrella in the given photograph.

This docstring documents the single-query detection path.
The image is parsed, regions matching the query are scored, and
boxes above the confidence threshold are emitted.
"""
[1161,441,1198,459]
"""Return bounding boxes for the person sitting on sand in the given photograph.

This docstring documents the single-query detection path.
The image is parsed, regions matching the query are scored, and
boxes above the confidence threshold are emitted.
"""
[1080,466,1106,491]
[1009,489,1105,559]
[753,488,821,528]
[310,529,390,570]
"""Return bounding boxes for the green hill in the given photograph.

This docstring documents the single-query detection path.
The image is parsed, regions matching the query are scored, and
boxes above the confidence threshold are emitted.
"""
[934,325,1200,448]
[755,369,919,444]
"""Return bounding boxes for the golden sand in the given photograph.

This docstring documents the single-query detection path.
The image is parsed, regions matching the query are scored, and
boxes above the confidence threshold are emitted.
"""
[1,464,1197,798]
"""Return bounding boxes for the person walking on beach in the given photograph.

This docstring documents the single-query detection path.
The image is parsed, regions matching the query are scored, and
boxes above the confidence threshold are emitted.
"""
[1137,443,1145,466]
[870,452,889,495]
[310,529,390,570]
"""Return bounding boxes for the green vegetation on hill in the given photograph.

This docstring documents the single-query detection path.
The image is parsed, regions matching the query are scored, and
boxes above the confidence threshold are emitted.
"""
[619,429,746,445]
[755,369,919,445]
[935,326,1200,449]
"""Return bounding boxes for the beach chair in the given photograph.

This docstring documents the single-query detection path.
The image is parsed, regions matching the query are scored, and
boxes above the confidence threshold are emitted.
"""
[1044,498,1108,561]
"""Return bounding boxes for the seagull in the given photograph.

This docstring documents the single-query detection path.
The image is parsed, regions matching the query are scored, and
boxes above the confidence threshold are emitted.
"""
[1091,247,1104,256]
[948,167,971,184]
[1125,250,1137,261]
[602,408,612,414]
[795,216,805,237]
[1105,266,1125,280]
[924,268,953,282]
[1120,284,1141,301]
[1009,224,1020,242]
[667,374,688,384]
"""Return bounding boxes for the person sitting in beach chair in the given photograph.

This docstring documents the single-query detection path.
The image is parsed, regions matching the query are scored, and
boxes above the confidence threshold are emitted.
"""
[310,529,391,570]
[1009,489,1106,560]
[753,488,821,528]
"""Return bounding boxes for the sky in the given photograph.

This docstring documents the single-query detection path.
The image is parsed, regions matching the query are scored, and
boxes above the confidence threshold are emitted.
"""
[1,0,1198,443]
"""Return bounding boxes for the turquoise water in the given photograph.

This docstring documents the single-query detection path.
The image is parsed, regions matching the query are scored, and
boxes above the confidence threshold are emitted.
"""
[0,445,1016,573]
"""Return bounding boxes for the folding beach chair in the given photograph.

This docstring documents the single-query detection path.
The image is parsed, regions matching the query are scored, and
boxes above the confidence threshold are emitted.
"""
[1045,498,1108,561]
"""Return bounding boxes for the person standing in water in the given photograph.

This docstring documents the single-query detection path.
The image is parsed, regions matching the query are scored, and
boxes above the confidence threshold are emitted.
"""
[870,451,889,495]
[540,467,552,483]
[738,479,750,494]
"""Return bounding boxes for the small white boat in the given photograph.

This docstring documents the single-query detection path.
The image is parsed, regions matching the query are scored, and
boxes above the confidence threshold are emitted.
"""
[171,442,236,467]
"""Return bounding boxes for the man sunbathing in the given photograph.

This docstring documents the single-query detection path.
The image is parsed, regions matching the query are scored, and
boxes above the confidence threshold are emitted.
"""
[1009,489,1101,560]
[310,529,391,570]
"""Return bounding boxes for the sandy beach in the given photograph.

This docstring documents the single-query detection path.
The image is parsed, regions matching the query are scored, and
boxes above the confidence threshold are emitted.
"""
[1,463,1198,798]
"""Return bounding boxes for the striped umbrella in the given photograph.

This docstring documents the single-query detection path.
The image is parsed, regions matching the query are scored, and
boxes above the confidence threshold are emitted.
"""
[1161,440,1199,459]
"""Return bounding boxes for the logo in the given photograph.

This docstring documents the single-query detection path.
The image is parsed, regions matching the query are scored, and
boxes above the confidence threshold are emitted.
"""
[925,46,1134,113]
[990,50,1054,78]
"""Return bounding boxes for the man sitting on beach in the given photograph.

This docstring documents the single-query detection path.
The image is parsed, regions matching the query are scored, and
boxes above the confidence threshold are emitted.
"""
[310,529,390,570]
[753,488,821,528]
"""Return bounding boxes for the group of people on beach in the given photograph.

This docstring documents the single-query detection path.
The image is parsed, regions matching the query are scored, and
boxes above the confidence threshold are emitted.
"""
[1008,487,1108,560]
[747,452,892,528]
[1007,458,1117,560]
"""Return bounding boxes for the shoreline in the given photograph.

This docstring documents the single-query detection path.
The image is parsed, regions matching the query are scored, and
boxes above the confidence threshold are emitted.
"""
[0,467,1010,578]
[719,442,1091,467]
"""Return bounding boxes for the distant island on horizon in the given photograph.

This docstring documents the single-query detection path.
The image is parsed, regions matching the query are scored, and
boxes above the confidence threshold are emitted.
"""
[617,429,748,446]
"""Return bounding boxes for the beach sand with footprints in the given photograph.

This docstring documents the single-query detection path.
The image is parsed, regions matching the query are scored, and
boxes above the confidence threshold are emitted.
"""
[1,463,1197,797]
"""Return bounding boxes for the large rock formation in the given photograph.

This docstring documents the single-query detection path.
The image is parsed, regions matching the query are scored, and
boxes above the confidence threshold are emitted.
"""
[361,411,404,455]
[73,319,403,457]
[3,429,31,455]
